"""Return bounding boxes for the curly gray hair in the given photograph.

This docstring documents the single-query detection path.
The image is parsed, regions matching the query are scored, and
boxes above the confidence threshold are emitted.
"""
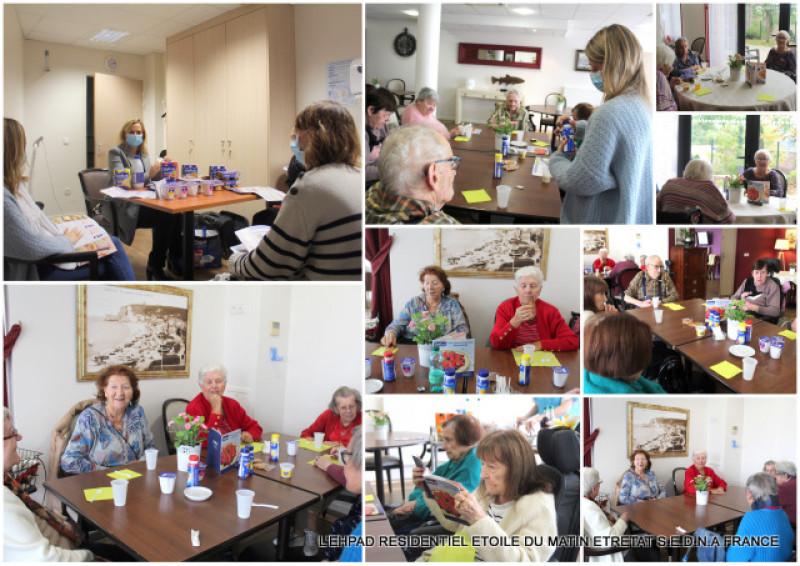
[417,87,439,103]
[514,266,544,287]
[198,362,227,385]
[329,386,362,414]
[746,472,778,503]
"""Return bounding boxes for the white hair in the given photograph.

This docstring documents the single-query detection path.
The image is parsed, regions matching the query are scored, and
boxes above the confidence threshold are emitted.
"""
[683,159,714,181]
[348,426,363,467]
[582,467,602,496]
[198,363,227,385]
[417,87,439,102]
[378,125,450,197]
[692,449,707,459]
[514,266,544,287]
[505,88,520,99]
[775,461,796,477]
[657,42,676,69]
[746,472,778,503]
[776,30,790,41]
[624,253,635,262]
[754,148,771,162]
[599,248,608,255]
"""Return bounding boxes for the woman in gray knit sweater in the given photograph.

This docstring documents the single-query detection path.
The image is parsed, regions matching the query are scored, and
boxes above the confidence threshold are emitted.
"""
[549,24,652,225]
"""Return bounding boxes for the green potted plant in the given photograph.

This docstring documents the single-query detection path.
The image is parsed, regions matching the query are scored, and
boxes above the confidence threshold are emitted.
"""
[170,413,207,471]
[726,173,746,204]
[554,94,566,114]
[488,115,518,151]
[408,310,450,367]
[727,53,745,81]
[725,299,749,341]
[693,475,712,505]
[371,411,390,440]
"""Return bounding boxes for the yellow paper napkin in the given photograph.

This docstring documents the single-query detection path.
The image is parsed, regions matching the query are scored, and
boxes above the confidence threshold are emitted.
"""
[757,94,775,102]
[371,346,397,357]
[532,141,549,147]
[663,303,685,311]
[710,360,742,379]
[365,494,375,502]
[107,469,142,480]
[453,136,470,142]
[462,189,492,204]
[694,88,712,96]
[84,487,114,502]
[242,441,264,453]
[295,438,334,452]
[778,330,796,340]
[512,350,561,367]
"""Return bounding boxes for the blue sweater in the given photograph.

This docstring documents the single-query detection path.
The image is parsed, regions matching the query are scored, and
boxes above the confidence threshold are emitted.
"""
[408,447,482,521]
[726,508,794,562]
[583,371,666,394]
[549,93,652,225]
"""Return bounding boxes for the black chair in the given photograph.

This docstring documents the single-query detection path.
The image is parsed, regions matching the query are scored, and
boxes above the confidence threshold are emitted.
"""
[656,205,702,224]
[672,466,688,495]
[524,106,538,132]
[79,168,118,237]
[774,169,788,197]
[365,411,406,499]
[540,93,565,132]
[690,37,706,59]
[5,251,101,281]
[162,398,190,456]
[611,267,642,310]
[386,78,414,106]
[537,426,580,562]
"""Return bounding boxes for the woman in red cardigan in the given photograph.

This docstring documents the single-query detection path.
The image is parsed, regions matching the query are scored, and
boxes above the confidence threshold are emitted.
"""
[186,363,263,447]
[684,450,727,495]
[490,266,579,352]
[302,386,362,454]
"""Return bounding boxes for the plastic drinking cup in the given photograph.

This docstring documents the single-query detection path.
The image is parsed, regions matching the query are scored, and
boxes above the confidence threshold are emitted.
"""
[236,489,255,518]
[111,479,129,507]
[280,463,295,479]
[654,309,664,324]
[523,344,536,358]
[496,185,512,208]
[515,130,524,142]
[742,357,757,381]
[314,433,325,450]
[364,358,372,378]
[464,124,472,138]
[145,448,158,470]
[542,172,551,183]
[158,472,176,494]
[695,325,706,337]
[553,367,569,388]
[651,297,661,309]
[770,343,784,359]
[286,440,298,456]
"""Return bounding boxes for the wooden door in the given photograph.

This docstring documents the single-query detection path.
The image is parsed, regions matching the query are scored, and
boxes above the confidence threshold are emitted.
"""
[193,25,227,175]
[166,35,196,167]
[94,74,143,168]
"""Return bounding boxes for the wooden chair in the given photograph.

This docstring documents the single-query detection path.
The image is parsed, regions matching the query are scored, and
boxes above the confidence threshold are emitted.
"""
[672,466,687,496]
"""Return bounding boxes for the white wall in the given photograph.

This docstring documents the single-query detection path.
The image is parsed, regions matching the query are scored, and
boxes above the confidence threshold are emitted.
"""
[386,227,580,346]
[589,397,796,496]
[681,4,706,61]
[583,226,670,269]
[4,5,25,121]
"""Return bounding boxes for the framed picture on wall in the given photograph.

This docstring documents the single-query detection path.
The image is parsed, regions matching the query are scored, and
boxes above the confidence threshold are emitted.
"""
[78,285,193,381]
[627,402,689,458]
[434,228,550,279]
[583,229,608,255]
[575,50,592,72]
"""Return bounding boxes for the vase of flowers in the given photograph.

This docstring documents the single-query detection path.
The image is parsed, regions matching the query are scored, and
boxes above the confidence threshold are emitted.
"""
[693,476,712,505]
[371,411,390,440]
[490,115,518,151]
[555,94,566,114]
[728,54,744,81]
[725,299,748,341]
[726,173,746,204]
[408,310,450,367]
[170,413,206,471]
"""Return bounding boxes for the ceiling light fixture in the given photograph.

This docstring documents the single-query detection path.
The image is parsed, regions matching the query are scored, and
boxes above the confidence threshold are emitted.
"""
[512,7,535,16]
[402,9,419,17]
[90,29,129,43]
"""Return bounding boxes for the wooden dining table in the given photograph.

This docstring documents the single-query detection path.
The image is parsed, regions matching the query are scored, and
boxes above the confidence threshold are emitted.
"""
[44,454,318,561]
[365,342,580,394]
[366,430,429,506]
[688,486,751,514]
[624,298,711,347]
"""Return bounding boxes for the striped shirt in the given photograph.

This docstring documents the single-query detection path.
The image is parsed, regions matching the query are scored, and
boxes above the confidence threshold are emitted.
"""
[657,178,735,224]
[365,182,459,225]
[231,164,362,281]
[515,318,541,346]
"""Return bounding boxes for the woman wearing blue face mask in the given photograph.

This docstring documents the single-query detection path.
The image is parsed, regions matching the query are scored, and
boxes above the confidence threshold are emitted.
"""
[108,119,182,280]
[549,24,652,225]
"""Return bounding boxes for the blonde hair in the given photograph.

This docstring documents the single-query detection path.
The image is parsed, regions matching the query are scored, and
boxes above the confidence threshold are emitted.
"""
[118,118,149,156]
[4,118,28,196]
[585,24,650,107]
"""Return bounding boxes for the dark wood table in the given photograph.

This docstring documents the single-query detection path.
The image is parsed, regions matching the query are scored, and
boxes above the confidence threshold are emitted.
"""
[365,342,579,394]
[611,495,744,538]
[677,321,796,394]
[625,298,711,347]
[365,513,407,562]
[688,486,751,514]
[44,455,318,561]
[115,189,258,280]
[450,126,552,155]
[366,431,428,506]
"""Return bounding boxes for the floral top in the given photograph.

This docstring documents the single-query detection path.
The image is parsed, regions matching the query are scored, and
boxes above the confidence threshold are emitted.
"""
[385,295,468,341]
[488,102,531,132]
[673,50,701,74]
[61,403,155,475]
[619,470,666,504]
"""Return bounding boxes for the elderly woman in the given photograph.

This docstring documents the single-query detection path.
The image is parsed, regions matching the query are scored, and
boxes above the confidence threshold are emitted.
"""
[365,86,398,185]
[302,386,362,449]
[593,248,615,273]
[418,429,558,562]
[619,450,666,504]
[656,43,680,111]
[672,37,702,74]
[186,363,263,446]
[584,313,666,394]
[774,461,796,527]
[61,365,155,474]
[731,259,781,320]
[389,415,484,541]
[582,467,628,562]
[765,30,796,82]
[743,149,785,197]
[230,101,361,281]
[582,275,617,331]
[727,472,795,562]
[400,87,460,140]
[381,265,468,347]
[658,159,735,224]
[764,460,777,476]
[490,266,579,352]
[549,25,652,224]
[684,450,727,495]
[487,88,530,132]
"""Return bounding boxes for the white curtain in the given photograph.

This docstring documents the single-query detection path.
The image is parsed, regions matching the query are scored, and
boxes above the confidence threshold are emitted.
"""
[708,4,738,67]
[659,4,682,44]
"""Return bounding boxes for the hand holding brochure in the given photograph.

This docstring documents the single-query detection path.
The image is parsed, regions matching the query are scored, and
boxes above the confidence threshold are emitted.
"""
[422,475,470,525]
[51,214,116,258]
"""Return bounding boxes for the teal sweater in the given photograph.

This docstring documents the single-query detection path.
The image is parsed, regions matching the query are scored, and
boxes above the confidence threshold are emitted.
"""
[408,447,482,521]
[726,508,794,562]
[583,371,666,394]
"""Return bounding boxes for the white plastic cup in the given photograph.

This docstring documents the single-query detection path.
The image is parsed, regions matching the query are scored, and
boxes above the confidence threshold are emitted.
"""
[695,325,706,337]
[515,130,524,142]
[314,432,325,450]
[654,309,664,324]
[542,170,551,183]
[497,185,512,208]
[742,357,758,381]
[111,479,129,507]
[236,489,255,519]
[553,367,569,388]
[280,462,295,479]
[770,343,784,359]
[186,181,199,197]
[464,124,472,138]
[652,297,661,309]
[364,358,372,378]
[286,440,298,456]
[145,448,158,470]
[158,472,176,494]
[523,344,536,358]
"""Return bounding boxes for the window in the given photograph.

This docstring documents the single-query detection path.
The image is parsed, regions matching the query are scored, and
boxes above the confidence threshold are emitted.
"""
[660,4,682,43]
[744,4,782,62]
[655,114,679,183]
[760,115,797,196]
[689,115,747,177]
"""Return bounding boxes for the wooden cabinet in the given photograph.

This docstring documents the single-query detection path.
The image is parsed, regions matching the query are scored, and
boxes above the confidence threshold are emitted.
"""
[669,246,708,300]
[166,6,294,187]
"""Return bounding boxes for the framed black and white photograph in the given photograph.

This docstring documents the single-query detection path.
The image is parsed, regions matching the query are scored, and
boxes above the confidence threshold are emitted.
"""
[575,49,591,72]
[78,285,193,381]
[434,228,550,279]
[583,229,608,255]
[627,402,690,458]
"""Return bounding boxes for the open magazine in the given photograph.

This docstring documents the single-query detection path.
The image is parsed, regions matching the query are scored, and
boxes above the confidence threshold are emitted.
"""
[233,226,271,253]
[226,186,286,202]
[51,215,116,258]
[422,475,470,525]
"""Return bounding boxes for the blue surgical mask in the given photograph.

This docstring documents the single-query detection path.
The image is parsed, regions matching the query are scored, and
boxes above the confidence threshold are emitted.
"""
[290,139,305,166]
[589,71,605,92]
[126,134,143,148]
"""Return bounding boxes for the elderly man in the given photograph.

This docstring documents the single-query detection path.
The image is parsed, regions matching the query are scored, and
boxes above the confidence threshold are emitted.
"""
[657,159,735,224]
[731,259,781,320]
[624,255,680,308]
[582,467,628,562]
[764,460,777,476]
[775,461,797,528]
[186,363,263,446]
[490,266,579,352]
[593,248,615,273]
[727,473,795,562]
[487,88,530,132]
[366,125,460,225]
[673,37,702,74]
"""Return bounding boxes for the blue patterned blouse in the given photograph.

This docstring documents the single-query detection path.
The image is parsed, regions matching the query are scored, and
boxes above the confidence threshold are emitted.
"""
[618,470,666,504]
[385,295,469,341]
[61,403,155,475]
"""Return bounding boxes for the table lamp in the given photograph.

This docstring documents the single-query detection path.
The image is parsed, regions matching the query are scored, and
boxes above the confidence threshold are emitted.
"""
[774,238,790,271]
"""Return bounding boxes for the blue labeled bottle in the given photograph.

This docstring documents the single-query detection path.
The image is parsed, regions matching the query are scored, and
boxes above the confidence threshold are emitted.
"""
[443,368,456,395]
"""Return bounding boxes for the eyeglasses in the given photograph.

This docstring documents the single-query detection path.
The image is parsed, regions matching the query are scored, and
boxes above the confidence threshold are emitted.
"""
[424,156,461,177]
[647,264,664,270]
[4,428,20,441]
[339,450,352,464]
